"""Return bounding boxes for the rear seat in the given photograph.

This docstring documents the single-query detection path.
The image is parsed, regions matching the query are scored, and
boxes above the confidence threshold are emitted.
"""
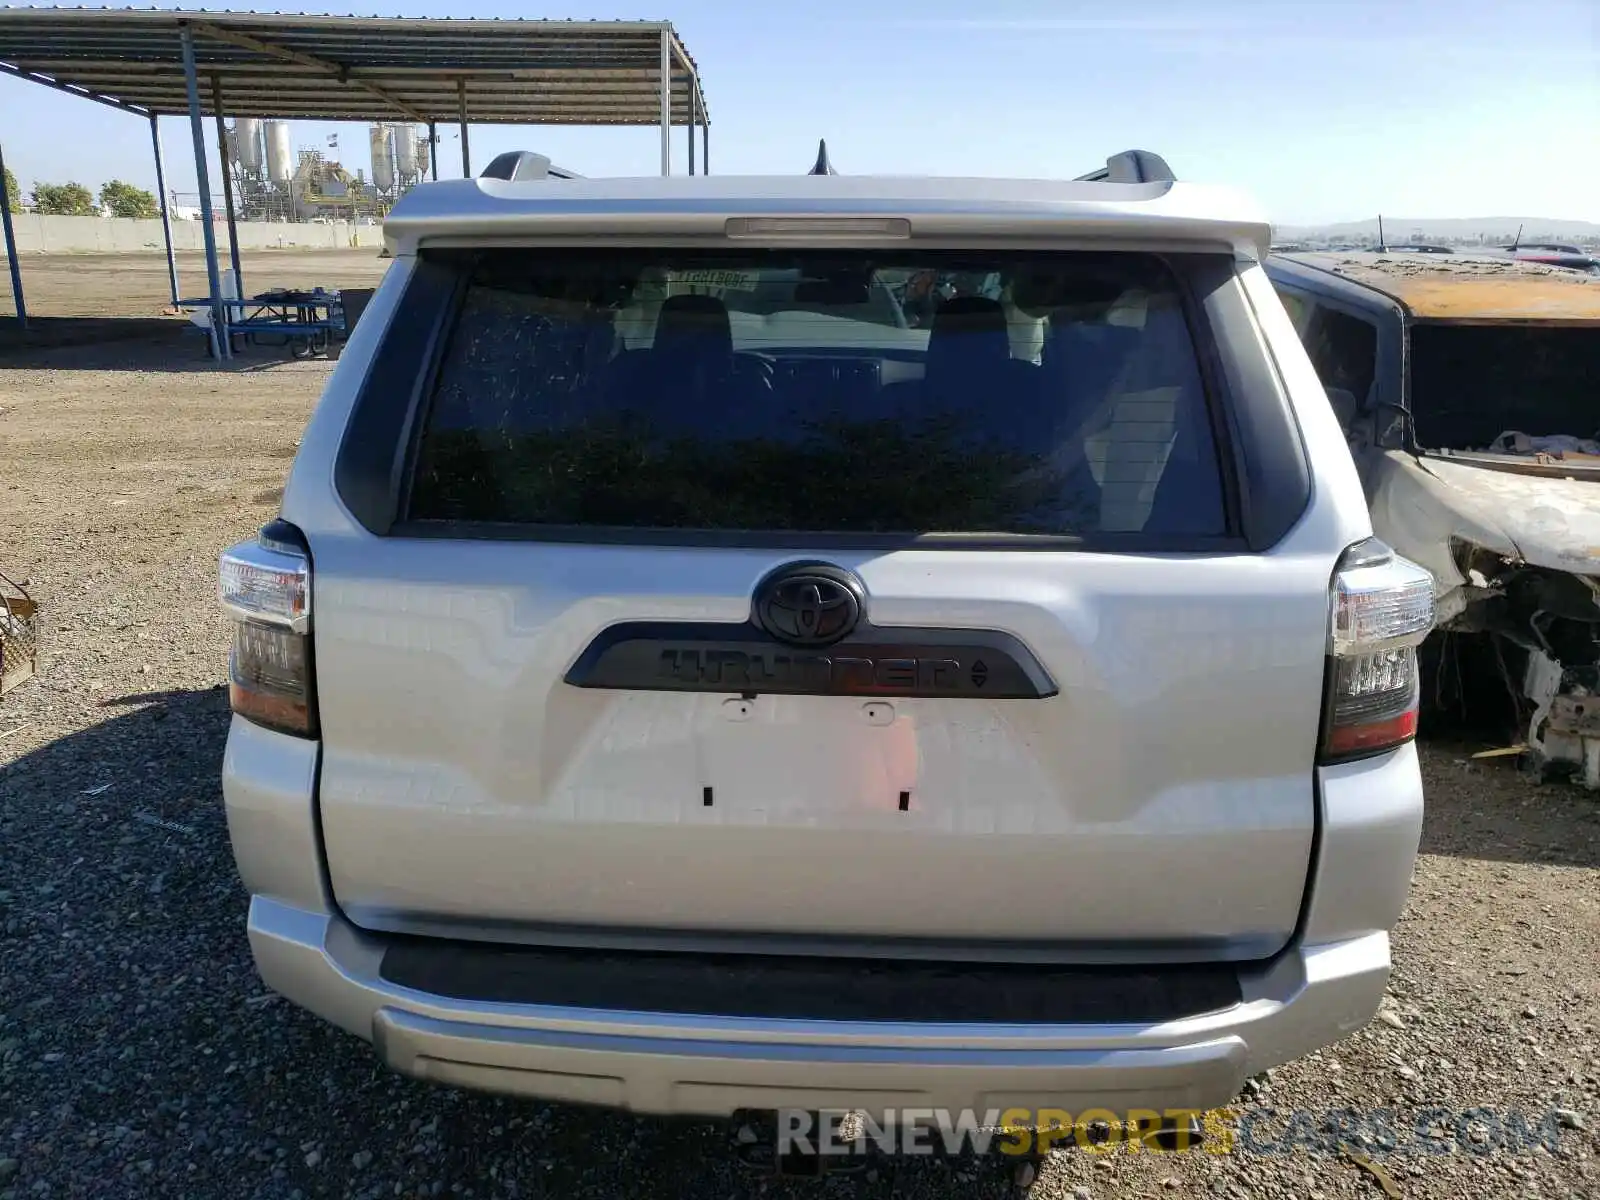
[600,294,771,439]
[888,296,1044,449]
[1051,299,1224,534]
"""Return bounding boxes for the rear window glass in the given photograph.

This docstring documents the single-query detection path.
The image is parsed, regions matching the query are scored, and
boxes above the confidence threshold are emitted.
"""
[406,250,1230,538]
[1408,324,1600,450]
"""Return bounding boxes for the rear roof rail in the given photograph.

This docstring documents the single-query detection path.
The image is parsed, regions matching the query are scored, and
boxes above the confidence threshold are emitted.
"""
[1074,150,1175,184]
[479,151,583,182]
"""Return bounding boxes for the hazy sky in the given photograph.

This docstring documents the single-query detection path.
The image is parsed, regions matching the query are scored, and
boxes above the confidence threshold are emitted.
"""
[2,0,1596,226]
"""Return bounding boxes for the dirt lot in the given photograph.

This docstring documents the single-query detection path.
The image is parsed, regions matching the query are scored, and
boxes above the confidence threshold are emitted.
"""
[1,250,1597,1200]
[3,248,389,319]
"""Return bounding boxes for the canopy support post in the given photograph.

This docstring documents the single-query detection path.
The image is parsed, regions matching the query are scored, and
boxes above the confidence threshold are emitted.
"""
[0,140,25,329]
[658,28,671,176]
[428,121,438,181]
[210,74,243,302]
[180,23,226,360]
[149,114,179,307]
[457,81,470,177]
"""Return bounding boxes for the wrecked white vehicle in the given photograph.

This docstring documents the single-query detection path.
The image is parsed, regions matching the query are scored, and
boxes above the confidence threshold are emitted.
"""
[1267,251,1600,783]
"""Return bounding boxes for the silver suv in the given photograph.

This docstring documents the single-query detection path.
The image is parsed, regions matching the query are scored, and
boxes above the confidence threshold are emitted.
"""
[219,151,1432,1123]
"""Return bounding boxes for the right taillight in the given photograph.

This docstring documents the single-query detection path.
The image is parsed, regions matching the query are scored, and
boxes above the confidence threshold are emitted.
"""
[1320,537,1435,763]
[219,519,317,738]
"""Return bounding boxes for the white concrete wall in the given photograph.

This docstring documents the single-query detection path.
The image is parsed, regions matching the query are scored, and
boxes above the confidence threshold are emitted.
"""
[7,214,384,254]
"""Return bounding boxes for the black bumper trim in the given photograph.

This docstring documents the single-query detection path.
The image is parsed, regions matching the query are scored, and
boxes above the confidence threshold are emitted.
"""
[379,938,1241,1024]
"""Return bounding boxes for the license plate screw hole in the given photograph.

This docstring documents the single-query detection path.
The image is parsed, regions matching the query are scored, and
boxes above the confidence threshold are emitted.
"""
[862,701,894,726]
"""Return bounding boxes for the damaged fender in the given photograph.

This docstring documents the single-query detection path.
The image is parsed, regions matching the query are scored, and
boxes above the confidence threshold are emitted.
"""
[1364,452,1520,624]
[1365,449,1600,782]
[1367,451,1600,616]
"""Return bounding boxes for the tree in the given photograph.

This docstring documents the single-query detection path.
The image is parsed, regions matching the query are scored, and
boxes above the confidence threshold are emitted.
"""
[3,165,18,213]
[99,179,158,219]
[32,181,95,216]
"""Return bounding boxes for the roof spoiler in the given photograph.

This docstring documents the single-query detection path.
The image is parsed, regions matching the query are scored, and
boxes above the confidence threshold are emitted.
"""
[808,139,837,176]
[479,151,583,182]
[1074,150,1175,184]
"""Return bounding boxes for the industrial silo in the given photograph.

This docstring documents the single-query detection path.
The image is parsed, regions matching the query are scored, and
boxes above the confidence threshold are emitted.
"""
[233,118,264,171]
[368,124,395,192]
[392,124,420,182]
[264,121,294,184]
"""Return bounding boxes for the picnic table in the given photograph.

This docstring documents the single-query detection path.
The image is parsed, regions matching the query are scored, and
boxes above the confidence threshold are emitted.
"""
[180,288,346,359]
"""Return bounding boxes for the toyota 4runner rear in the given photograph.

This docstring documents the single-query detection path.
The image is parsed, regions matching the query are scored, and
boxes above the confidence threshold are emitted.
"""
[219,151,1432,1120]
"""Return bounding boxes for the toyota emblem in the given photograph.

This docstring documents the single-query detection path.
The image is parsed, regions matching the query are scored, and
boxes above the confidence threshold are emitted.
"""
[753,563,864,647]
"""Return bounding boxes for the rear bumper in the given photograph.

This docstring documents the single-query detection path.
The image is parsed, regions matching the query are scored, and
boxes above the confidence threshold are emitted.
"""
[224,715,1422,1117]
[248,895,1392,1116]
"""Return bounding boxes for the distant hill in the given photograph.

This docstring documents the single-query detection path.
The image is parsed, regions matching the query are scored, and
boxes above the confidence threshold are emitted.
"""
[1275,216,1600,242]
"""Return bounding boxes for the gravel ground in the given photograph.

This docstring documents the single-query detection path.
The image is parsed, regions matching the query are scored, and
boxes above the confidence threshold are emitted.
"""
[1,257,1598,1199]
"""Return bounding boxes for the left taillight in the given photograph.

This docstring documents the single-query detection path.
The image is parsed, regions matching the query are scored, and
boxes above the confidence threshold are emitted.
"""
[219,519,316,738]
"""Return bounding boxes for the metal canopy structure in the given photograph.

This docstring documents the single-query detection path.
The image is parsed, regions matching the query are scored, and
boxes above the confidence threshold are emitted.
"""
[0,8,711,354]
[0,9,708,127]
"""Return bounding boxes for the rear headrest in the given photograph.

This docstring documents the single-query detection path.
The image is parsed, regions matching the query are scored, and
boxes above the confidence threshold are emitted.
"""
[1041,320,1143,402]
[927,296,1011,376]
[1043,319,1142,361]
[655,293,733,355]
[932,295,1007,335]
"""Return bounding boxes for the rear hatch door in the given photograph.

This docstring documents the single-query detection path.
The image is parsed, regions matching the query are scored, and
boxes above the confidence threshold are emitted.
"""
[306,242,1330,962]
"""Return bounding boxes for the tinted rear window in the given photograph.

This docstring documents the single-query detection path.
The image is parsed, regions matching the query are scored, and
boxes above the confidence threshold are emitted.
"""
[1409,323,1600,450]
[406,250,1230,539]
